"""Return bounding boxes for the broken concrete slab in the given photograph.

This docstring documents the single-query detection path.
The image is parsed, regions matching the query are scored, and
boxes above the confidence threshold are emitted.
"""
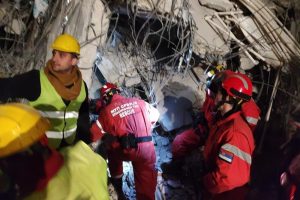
[154,74,204,132]
[190,1,230,56]
[4,18,25,35]
[237,16,282,67]
[198,0,235,12]
[33,0,49,18]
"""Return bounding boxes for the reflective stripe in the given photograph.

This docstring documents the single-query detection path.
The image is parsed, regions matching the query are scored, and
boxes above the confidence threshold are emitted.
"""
[46,126,77,139]
[221,143,252,165]
[96,119,106,134]
[40,111,79,119]
[246,116,258,125]
[230,74,249,90]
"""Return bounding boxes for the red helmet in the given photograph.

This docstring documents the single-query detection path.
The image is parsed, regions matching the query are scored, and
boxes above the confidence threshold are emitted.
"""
[100,82,118,97]
[222,73,252,101]
[207,70,234,94]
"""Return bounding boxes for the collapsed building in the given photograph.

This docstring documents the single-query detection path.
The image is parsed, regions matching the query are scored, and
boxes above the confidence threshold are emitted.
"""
[0,0,300,199]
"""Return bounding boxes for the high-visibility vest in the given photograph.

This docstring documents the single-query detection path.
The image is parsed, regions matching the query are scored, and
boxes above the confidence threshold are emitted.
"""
[24,141,109,200]
[29,69,86,149]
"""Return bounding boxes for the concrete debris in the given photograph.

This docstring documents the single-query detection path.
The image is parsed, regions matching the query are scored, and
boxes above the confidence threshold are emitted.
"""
[155,76,204,132]
[88,70,102,99]
[198,0,236,12]
[122,162,136,199]
[33,0,49,18]
[204,12,265,67]
[240,53,259,70]
[124,71,142,88]
[153,130,173,168]
[272,0,293,9]
[95,51,143,88]
[166,152,173,159]
[204,7,300,69]
[4,18,25,35]
[237,16,281,67]
[0,7,7,25]
[190,2,230,57]
[237,0,300,68]
[108,183,118,200]
[152,130,201,200]
[161,139,170,147]
[131,0,190,23]
[158,93,193,131]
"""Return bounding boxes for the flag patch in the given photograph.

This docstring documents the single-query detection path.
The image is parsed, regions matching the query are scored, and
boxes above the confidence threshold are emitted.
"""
[219,149,234,163]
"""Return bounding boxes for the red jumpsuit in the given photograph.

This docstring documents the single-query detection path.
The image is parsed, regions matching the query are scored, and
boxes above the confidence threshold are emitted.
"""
[241,98,261,132]
[203,111,255,200]
[171,91,213,159]
[172,93,260,159]
[171,128,201,160]
[90,94,159,200]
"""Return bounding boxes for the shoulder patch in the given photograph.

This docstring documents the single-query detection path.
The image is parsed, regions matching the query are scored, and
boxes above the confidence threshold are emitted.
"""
[219,148,234,163]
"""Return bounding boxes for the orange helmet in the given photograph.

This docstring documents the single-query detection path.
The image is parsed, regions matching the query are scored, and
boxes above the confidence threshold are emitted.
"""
[222,73,252,101]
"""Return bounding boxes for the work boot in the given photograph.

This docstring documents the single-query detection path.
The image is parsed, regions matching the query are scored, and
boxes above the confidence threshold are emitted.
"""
[110,177,126,200]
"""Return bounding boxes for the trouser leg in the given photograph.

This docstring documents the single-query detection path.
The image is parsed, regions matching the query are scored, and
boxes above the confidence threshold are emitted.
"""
[108,149,126,200]
[132,144,157,200]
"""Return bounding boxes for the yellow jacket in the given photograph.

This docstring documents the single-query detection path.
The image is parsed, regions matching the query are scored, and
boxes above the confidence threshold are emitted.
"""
[25,141,109,200]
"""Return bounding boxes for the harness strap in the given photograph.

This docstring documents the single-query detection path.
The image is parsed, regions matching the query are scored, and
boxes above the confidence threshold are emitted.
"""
[135,136,152,143]
[119,134,152,149]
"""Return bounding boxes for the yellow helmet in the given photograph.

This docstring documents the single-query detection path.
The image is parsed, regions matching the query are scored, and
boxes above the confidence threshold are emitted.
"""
[0,103,50,158]
[51,33,80,54]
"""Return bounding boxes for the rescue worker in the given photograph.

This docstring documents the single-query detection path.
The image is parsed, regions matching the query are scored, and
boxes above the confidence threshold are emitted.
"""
[0,34,91,149]
[170,68,260,160]
[202,72,255,199]
[90,82,160,200]
[0,103,109,200]
[206,68,261,131]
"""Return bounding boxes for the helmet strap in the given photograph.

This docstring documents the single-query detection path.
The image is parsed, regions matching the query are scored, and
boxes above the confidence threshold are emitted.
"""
[214,94,242,116]
[224,97,244,118]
